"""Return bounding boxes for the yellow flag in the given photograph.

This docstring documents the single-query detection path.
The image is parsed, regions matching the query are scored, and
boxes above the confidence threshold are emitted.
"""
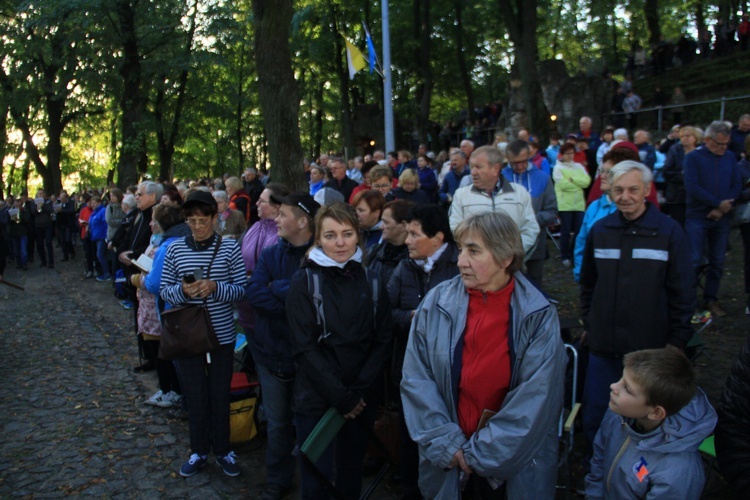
[344,38,367,80]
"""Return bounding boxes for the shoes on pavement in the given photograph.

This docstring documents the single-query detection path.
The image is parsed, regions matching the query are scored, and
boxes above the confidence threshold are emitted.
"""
[561,259,571,267]
[156,391,183,408]
[144,390,164,406]
[96,274,112,282]
[261,483,292,500]
[120,299,134,310]
[84,271,94,279]
[216,451,240,477]
[179,453,207,477]
[706,300,727,318]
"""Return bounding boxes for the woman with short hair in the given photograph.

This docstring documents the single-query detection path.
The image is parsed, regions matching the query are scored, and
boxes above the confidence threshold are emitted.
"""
[387,168,430,204]
[401,211,566,499]
[352,190,386,249]
[159,191,247,478]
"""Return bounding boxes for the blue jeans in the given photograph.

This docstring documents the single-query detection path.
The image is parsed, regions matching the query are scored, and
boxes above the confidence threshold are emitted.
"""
[685,216,730,303]
[582,353,623,470]
[175,343,234,456]
[14,235,28,266]
[95,240,110,278]
[252,356,296,487]
[295,405,376,500]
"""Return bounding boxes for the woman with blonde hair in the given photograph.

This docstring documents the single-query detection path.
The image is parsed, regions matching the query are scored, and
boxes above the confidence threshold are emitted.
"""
[387,168,430,204]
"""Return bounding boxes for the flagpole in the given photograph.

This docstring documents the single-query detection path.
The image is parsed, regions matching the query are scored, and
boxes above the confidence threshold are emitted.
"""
[381,0,395,152]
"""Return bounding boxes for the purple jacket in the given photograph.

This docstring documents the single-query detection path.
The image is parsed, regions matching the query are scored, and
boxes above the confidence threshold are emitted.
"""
[238,218,279,328]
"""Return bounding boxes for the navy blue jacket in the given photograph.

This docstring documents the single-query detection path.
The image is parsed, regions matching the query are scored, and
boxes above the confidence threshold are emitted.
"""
[439,168,470,204]
[637,142,657,170]
[730,125,749,160]
[579,203,695,357]
[246,237,312,375]
[683,145,741,219]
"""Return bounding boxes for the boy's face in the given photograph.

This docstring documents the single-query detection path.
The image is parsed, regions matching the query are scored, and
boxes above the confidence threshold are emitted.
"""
[609,368,653,419]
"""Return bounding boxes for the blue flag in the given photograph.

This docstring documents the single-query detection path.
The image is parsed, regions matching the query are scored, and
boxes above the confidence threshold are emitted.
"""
[366,31,376,74]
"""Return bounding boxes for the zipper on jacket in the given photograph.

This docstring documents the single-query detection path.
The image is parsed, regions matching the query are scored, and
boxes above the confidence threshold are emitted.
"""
[606,434,632,493]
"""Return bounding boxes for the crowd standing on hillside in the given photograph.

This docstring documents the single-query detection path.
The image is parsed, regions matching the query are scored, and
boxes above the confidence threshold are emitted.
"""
[4,109,750,499]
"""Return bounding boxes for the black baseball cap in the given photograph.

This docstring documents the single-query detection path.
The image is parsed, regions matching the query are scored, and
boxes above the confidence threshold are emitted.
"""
[270,192,320,219]
[182,190,217,210]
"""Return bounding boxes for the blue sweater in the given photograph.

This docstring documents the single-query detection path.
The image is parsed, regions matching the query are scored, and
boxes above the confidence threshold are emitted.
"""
[683,145,741,219]
[88,205,107,242]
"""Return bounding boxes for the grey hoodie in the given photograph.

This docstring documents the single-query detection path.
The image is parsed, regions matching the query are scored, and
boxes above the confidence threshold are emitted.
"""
[585,388,717,499]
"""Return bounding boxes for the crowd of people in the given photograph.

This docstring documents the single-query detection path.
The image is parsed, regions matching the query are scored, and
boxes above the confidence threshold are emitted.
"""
[3,110,750,498]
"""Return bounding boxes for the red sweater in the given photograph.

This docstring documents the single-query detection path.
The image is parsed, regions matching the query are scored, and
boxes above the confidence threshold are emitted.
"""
[457,279,515,437]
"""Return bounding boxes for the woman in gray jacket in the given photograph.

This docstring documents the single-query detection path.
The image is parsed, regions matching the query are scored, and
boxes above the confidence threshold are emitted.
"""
[400,211,566,499]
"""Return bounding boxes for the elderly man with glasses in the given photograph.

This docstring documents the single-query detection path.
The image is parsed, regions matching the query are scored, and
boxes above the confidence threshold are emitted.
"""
[684,121,742,317]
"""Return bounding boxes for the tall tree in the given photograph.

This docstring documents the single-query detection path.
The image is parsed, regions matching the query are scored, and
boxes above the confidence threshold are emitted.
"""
[251,0,305,191]
[644,0,662,46]
[498,0,551,144]
[0,2,105,194]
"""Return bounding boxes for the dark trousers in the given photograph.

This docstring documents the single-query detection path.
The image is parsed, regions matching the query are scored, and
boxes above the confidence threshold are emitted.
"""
[582,353,623,470]
[559,211,584,260]
[60,223,75,258]
[398,408,420,498]
[295,404,377,500]
[665,203,686,228]
[82,237,96,273]
[462,475,507,499]
[175,343,234,456]
[156,355,181,395]
[34,225,54,265]
[686,216,730,304]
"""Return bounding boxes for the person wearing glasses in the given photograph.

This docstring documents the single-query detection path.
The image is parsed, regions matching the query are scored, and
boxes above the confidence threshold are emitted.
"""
[502,140,557,286]
[159,190,247,478]
[237,183,290,340]
[684,120,742,318]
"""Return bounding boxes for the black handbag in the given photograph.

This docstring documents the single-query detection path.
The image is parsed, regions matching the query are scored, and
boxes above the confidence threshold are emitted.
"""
[159,235,222,360]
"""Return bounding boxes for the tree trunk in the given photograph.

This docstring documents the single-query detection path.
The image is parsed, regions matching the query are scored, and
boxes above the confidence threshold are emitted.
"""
[644,0,661,46]
[0,105,6,196]
[453,0,474,124]
[251,0,305,191]
[116,0,147,189]
[235,45,247,173]
[695,0,706,38]
[498,0,551,145]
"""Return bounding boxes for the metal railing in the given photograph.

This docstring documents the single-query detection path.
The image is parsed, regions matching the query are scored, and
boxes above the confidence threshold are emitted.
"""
[611,94,750,132]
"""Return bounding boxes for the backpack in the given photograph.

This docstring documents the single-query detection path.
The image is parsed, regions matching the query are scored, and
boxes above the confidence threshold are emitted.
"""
[305,267,380,343]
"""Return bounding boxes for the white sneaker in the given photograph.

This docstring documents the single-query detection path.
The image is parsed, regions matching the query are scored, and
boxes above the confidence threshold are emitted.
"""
[156,391,181,408]
[144,390,164,406]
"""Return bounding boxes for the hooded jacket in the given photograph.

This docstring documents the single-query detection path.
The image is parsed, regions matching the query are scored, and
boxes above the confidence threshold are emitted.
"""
[400,273,566,499]
[585,389,717,499]
[502,164,557,262]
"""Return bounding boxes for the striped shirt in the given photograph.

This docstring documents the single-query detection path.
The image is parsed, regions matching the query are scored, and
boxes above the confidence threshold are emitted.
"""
[160,235,247,345]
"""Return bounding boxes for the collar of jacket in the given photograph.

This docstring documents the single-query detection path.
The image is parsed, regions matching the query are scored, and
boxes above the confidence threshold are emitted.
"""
[603,202,659,231]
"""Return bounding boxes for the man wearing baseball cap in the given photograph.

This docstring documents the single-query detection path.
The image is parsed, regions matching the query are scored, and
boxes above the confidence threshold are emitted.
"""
[244,192,320,500]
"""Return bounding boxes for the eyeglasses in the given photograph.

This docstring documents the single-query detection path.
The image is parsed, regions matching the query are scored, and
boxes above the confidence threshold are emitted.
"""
[186,217,212,227]
[372,183,391,189]
[509,159,529,167]
[257,198,271,205]
[597,168,613,175]
[135,192,143,197]
[709,138,730,146]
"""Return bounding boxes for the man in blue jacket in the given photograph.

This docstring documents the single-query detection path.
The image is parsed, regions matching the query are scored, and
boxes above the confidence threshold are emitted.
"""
[684,120,742,317]
[579,161,695,469]
[438,151,470,205]
[245,192,319,500]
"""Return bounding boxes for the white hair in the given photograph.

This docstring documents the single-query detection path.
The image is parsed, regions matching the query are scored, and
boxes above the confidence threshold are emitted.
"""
[609,160,653,186]
[613,128,629,141]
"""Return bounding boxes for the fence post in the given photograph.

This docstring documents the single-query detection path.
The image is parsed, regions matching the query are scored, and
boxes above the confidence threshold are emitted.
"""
[720,97,726,121]
[658,108,663,133]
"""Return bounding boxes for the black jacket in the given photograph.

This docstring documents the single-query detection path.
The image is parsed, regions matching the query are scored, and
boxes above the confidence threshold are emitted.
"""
[579,203,695,356]
[387,243,460,381]
[365,241,408,285]
[324,177,359,203]
[286,260,393,416]
[715,334,750,497]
